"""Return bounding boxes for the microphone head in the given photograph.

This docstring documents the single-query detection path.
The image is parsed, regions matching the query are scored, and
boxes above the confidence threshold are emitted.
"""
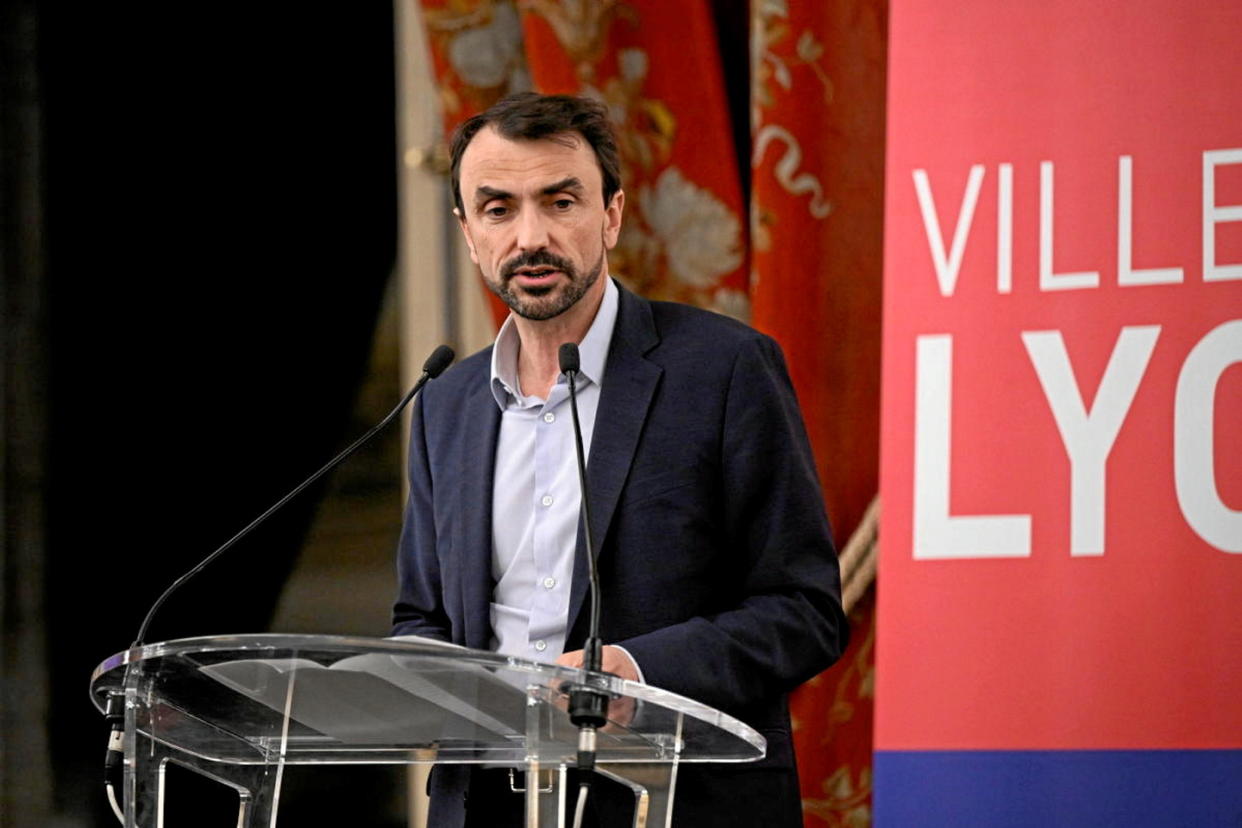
[558,342,580,375]
[423,345,455,378]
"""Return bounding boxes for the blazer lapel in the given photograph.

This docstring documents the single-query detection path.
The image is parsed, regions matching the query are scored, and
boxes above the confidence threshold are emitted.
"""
[454,374,501,651]
[566,286,662,642]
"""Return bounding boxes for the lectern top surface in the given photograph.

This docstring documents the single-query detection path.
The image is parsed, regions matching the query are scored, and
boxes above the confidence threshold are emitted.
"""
[90,633,765,767]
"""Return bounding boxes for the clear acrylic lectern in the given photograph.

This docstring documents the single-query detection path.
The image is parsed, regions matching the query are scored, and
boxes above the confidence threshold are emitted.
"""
[90,634,764,828]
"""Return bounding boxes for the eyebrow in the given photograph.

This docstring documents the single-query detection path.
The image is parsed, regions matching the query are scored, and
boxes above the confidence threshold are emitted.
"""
[473,185,512,209]
[541,177,585,197]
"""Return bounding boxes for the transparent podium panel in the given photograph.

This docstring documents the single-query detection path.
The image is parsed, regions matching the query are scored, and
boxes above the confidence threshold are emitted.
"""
[90,634,765,827]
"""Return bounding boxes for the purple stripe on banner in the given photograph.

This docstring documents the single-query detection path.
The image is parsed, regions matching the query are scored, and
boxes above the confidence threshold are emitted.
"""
[874,750,1242,827]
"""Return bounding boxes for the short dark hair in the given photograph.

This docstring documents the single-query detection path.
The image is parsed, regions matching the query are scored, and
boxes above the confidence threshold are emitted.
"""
[449,92,622,214]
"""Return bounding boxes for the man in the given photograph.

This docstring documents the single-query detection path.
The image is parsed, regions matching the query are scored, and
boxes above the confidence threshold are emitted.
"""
[392,92,848,827]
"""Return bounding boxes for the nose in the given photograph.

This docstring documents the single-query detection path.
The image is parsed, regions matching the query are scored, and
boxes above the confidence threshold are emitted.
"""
[515,207,550,253]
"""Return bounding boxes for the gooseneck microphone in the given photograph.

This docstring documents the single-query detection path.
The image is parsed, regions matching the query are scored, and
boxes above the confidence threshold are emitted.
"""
[102,344,455,824]
[558,342,610,826]
[558,343,604,681]
[129,343,454,649]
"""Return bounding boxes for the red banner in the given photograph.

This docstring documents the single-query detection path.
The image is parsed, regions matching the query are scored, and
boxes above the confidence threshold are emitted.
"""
[877,1,1242,820]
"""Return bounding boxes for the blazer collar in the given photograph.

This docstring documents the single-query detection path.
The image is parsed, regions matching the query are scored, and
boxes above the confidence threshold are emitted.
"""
[565,283,662,641]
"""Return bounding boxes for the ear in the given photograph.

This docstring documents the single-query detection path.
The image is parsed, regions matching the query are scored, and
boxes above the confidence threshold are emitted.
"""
[603,189,625,249]
[454,207,479,264]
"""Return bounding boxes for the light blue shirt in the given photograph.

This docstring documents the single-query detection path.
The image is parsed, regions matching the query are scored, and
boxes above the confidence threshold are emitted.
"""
[488,278,618,663]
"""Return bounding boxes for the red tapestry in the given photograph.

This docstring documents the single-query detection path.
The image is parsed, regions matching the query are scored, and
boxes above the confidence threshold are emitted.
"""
[750,1,888,824]
[792,588,876,827]
[417,0,530,124]
[518,0,749,314]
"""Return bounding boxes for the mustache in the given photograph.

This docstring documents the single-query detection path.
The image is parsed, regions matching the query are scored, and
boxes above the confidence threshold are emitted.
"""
[501,250,576,280]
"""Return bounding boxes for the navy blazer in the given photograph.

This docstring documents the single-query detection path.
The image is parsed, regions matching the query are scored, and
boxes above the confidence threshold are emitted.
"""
[393,281,848,826]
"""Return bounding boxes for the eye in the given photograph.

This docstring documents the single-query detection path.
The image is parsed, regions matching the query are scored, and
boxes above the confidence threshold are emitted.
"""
[552,198,574,210]
[484,205,509,219]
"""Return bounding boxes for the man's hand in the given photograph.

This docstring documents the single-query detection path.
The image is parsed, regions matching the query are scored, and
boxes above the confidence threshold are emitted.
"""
[556,645,641,682]
[556,645,640,726]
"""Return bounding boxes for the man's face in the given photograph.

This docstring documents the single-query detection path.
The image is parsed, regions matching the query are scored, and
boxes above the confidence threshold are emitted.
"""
[456,126,624,321]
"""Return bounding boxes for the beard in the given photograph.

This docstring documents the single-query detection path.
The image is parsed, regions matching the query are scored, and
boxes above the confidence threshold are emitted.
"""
[488,249,604,321]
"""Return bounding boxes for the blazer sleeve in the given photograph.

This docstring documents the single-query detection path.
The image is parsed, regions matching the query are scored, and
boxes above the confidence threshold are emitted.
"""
[390,393,453,642]
[614,334,849,715]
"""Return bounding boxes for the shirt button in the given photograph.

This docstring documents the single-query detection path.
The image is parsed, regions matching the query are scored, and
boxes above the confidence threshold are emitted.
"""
[543,412,555,423]
[541,495,554,507]
[542,577,556,589]
[534,640,547,652]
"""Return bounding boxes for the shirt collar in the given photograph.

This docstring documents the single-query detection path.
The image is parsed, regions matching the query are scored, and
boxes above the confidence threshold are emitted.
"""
[490,277,619,410]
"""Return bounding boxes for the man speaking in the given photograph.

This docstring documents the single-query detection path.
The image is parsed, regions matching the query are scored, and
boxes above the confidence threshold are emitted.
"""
[392,92,848,827]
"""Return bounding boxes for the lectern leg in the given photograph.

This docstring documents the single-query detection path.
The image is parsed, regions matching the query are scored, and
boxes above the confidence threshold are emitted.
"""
[520,761,568,828]
[521,679,570,828]
[594,762,679,828]
[126,730,284,828]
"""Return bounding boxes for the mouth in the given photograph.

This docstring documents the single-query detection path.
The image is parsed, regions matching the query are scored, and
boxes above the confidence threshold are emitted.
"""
[511,265,563,284]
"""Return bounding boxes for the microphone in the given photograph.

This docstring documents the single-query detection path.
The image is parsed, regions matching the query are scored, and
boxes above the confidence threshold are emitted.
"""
[558,341,581,375]
[102,344,455,823]
[558,343,609,785]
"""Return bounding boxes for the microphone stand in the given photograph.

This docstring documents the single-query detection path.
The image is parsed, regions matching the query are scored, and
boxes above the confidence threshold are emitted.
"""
[102,344,454,824]
[558,343,610,827]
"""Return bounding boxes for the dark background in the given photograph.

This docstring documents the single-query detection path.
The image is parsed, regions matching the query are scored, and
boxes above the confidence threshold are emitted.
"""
[4,3,403,825]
